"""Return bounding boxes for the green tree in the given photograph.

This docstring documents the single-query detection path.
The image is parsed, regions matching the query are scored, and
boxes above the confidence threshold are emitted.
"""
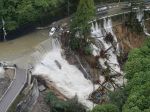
[122,39,150,112]
[124,39,150,80]
[109,89,128,112]
[71,0,95,36]
[70,0,95,51]
[1,0,78,39]
[91,104,119,112]
[17,0,38,25]
[123,72,150,112]
[45,91,86,112]
[107,39,150,112]
[0,0,19,31]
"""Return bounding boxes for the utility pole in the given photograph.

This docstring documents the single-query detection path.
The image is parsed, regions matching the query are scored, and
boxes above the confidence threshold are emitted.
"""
[67,0,70,16]
[2,17,7,41]
[117,0,120,7]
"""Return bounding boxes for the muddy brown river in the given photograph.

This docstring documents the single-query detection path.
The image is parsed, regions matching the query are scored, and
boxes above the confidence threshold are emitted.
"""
[0,29,49,68]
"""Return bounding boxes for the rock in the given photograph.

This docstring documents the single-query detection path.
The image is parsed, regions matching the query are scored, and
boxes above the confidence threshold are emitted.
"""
[54,60,61,69]
[38,85,46,92]
[0,67,5,78]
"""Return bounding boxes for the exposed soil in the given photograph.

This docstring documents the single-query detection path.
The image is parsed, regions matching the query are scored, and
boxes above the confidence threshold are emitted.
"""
[113,24,145,53]
[145,19,150,34]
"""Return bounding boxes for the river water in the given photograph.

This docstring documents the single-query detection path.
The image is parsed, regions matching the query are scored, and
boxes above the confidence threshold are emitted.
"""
[0,29,49,68]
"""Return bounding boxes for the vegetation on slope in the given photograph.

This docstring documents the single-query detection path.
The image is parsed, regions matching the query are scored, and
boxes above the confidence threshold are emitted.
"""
[45,91,86,112]
[0,0,64,30]
[91,104,119,112]
[70,0,95,54]
[0,0,79,40]
[122,38,150,112]
[94,0,144,4]
[106,39,150,112]
[0,0,145,40]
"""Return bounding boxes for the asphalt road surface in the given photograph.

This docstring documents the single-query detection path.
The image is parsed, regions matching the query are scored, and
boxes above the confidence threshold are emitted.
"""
[0,68,26,112]
[96,2,131,19]
[96,2,150,19]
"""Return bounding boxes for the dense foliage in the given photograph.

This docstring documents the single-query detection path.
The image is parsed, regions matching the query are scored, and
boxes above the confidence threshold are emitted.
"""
[71,0,95,35]
[0,0,80,40]
[109,89,128,112]
[45,91,86,112]
[70,0,95,53]
[107,39,150,112]
[122,39,150,112]
[0,0,65,30]
[91,104,119,112]
[0,0,145,40]
[94,0,144,4]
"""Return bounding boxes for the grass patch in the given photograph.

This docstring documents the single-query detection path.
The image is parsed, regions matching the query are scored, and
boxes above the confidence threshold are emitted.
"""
[7,93,25,112]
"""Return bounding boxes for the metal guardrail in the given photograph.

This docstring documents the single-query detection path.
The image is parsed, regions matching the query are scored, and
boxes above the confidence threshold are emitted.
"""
[0,68,27,112]
[6,69,27,112]
[0,67,16,103]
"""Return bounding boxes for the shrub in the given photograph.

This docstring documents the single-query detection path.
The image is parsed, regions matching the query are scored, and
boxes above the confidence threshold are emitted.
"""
[45,91,86,112]
[91,104,119,112]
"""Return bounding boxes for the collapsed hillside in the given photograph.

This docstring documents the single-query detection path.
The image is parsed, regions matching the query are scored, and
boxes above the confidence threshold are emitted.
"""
[31,11,150,109]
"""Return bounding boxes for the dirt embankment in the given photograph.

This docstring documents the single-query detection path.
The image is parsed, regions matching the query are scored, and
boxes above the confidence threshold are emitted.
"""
[145,19,150,34]
[60,19,147,89]
[113,24,145,53]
